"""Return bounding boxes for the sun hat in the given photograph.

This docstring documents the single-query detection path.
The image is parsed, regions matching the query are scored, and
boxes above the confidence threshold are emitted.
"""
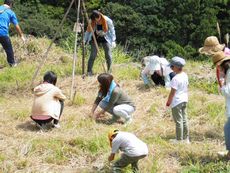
[108,129,119,147]
[199,36,225,55]
[169,56,186,67]
[212,51,230,66]
[146,55,161,75]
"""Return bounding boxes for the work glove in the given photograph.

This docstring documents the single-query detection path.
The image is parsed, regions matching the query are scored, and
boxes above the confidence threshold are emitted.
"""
[96,30,106,37]
[21,35,26,43]
[112,42,116,48]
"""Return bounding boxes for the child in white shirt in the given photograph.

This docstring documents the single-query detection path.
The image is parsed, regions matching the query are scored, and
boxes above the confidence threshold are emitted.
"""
[166,56,189,143]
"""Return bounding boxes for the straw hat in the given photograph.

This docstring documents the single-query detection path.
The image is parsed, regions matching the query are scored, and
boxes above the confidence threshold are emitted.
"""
[199,36,225,55]
[212,51,230,65]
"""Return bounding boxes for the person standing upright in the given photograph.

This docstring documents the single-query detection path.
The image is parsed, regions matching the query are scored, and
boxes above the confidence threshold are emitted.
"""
[0,0,25,67]
[84,10,116,75]
[166,56,190,144]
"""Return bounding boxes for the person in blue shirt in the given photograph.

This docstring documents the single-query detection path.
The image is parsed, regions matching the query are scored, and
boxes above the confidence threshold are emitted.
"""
[84,10,116,76]
[0,0,25,67]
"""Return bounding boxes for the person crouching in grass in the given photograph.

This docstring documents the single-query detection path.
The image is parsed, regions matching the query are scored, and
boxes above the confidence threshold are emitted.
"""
[166,57,190,144]
[108,129,148,172]
[31,71,66,128]
[91,73,135,125]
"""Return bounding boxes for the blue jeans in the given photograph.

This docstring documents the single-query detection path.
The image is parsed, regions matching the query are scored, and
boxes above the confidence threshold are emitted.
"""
[224,118,230,150]
[0,36,15,66]
[87,41,112,73]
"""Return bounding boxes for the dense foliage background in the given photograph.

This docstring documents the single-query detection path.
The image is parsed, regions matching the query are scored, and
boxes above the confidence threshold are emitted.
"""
[1,0,229,60]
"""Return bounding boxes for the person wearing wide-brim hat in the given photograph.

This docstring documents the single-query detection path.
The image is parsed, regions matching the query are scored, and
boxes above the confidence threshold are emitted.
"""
[199,36,230,56]
[213,52,230,159]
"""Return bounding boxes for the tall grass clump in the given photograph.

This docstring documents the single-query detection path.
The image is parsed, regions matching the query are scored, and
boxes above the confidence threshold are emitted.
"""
[113,65,140,80]
[189,77,218,94]
[9,109,30,121]
[72,93,86,106]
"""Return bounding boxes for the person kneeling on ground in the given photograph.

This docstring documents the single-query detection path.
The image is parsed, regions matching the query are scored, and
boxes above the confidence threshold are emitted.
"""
[31,71,66,128]
[108,129,148,173]
[141,55,175,88]
[166,57,190,144]
[91,73,135,124]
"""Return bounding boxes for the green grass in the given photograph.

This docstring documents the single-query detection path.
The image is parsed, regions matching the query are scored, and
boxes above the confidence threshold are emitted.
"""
[72,93,86,106]
[67,136,108,155]
[9,109,30,120]
[182,161,230,173]
[113,65,140,80]
[0,153,5,163]
[189,77,218,94]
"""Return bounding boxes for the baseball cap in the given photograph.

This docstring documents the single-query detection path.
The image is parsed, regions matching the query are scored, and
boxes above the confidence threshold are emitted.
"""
[169,56,186,67]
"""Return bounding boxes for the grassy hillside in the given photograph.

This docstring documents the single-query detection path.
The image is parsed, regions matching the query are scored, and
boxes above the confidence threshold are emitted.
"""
[0,37,230,172]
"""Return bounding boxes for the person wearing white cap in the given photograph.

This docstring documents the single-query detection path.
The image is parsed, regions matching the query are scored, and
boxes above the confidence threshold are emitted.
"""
[141,55,175,88]
[166,56,190,144]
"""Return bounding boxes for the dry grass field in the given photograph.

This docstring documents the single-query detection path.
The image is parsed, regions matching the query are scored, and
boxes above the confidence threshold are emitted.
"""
[0,37,230,173]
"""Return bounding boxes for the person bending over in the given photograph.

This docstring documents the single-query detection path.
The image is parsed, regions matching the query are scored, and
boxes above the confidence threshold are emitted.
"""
[91,73,135,124]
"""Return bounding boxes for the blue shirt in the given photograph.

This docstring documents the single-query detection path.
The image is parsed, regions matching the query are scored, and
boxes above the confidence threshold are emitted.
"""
[0,5,18,36]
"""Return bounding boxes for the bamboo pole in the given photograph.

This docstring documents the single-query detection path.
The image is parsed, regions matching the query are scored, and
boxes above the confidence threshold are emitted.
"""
[70,0,81,101]
[81,8,85,77]
[30,0,76,89]
[217,22,221,43]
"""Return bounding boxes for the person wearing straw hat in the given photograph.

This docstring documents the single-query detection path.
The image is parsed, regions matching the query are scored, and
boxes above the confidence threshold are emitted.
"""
[211,52,230,159]
[199,36,230,87]
[199,36,230,56]
[108,129,148,173]
[84,10,116,76]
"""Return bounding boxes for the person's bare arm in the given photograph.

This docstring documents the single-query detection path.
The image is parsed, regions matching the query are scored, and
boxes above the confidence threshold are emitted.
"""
[166,88,176,106]
[108,153,115,162]
[15,24,25,41]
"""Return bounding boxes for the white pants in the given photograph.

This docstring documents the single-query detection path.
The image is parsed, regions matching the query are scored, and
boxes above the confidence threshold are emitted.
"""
[113,104,135,120]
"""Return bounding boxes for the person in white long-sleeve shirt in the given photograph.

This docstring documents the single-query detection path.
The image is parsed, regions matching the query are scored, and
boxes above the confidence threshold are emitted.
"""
[141,55,175,88]
[213,52,230,159]
[108,129,148,173]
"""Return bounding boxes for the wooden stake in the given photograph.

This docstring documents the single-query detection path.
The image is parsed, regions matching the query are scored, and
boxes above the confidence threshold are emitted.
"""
[70,0,81,101]
[30,0,76,89]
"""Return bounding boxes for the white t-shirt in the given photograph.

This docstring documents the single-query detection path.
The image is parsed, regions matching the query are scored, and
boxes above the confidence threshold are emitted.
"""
[170,72,188,108]
[111,132,148,157]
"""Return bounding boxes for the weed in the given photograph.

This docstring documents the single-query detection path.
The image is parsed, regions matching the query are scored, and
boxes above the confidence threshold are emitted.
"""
[16,159,28,170]
[9,109,29,120]
[72,93,86,106]
[0,153,5,163]
[113,65,140,80]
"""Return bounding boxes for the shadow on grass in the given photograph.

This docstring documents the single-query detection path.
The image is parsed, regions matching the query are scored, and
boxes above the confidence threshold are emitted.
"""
[160,127,223,142]
[136,83,152,92]
[191,129,223,142]
[16,120,53,132]
[96,118,124,126]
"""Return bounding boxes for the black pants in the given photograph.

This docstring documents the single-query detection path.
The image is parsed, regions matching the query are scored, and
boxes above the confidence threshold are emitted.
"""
[151,72,165,86]
[151,72,176,86]
[53,100,64,124]
[0,36,15,66]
